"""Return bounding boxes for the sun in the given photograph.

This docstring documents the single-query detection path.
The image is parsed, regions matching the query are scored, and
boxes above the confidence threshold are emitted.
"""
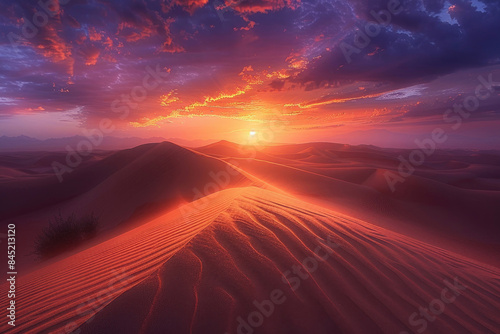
[249,130,257,137]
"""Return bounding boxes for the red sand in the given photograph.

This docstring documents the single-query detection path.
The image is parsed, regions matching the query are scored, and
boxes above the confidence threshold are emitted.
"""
[196,141,500,267]
[1,187,499,333]
[1,142,500,333]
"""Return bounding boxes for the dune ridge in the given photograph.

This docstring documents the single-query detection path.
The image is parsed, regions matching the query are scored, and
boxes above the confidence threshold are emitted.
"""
[0,188,247,334]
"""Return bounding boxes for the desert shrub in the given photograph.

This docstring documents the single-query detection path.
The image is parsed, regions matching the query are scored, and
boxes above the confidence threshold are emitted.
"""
[34,212,99,259]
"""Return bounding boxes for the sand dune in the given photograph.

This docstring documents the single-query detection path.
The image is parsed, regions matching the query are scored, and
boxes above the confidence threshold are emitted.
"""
[1,141,500,333]
[0,142,255,224]
[196,141,500,267]
[2,187,499,334]
[53,141,259,229]
[0,142,265,271]
[0,166,28,179]
[0,142,257,225]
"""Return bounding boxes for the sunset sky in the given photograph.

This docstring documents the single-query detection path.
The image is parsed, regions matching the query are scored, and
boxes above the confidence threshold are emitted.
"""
[1,0,500,148]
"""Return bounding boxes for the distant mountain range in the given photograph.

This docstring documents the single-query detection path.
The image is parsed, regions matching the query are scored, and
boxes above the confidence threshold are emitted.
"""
[0,135,215,152]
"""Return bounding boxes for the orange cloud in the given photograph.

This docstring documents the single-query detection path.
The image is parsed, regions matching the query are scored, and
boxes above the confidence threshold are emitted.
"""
[33,23,72,63]
[161,18,185,53]
[239,66,264,85]
[160,91,180,106]
[288,58,308,70]
[118,21,154,42]
[88,27,103,41]
[165,0,210,14]
[184,85,251,111]
[81,45,100,66]
[227,0,301,13]
[288,92,385,109]
[265,69,290,79]
[235,16,256,31]
[29,22,74,76]
[26,106,45,111]
[103,37,113,48]
[130,84,255,128]
[161,41,185,53]
[130,63,302,128]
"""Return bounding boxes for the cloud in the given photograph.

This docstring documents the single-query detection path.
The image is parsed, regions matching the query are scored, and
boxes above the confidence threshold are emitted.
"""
[269,79,285,91]
[80,45,100,66]
[292,0,500,89]
[1,0,500,135]
[228,0,301,14]
[165,0,210,14]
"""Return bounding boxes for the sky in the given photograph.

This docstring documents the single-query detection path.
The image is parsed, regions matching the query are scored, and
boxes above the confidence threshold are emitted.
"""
[0,0,500,148]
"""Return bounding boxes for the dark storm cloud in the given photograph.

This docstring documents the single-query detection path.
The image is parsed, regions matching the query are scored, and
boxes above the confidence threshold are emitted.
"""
[293,0,500,87]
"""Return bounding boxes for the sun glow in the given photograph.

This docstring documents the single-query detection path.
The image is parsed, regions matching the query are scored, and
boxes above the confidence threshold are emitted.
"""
[249,130,257,137]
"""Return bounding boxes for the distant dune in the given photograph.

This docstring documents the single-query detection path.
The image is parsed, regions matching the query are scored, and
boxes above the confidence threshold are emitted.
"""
[196,141,500,267]
[0,135,216,152]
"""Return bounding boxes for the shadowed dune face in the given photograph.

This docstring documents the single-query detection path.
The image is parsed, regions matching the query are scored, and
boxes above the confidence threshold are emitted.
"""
[1,187,499,334]
[0,142,253,224]
[0,151,112,180]
[0,142,259,270]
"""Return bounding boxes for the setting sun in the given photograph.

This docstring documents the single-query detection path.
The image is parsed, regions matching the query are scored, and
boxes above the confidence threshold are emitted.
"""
[249,130,257,137]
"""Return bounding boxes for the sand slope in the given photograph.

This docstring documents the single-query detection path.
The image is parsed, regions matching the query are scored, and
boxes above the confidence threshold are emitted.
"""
[196,141,500,267]
[0,142,263,272]
[0,142,253,224]
[2,187,499,334]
